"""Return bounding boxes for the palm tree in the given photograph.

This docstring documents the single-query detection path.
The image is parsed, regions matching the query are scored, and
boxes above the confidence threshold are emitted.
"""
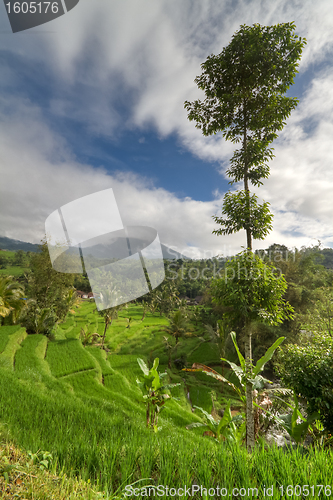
[96,288,124,347]
[152,282,180,316]
[98,306,122,347]
[0,275,26,324]
[163,310,190,345]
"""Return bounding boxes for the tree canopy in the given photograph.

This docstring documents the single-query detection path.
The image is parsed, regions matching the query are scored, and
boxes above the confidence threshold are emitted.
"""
[185,22,306,250]
[210,251,294,328]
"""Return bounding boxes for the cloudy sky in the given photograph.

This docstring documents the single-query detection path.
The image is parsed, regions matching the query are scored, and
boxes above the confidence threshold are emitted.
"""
[0,0,332,259]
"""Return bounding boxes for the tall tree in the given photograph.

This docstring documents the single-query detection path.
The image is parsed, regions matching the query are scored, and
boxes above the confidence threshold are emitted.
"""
[184,22,306,251]
[185,23,305,450]
[22,240,75,333]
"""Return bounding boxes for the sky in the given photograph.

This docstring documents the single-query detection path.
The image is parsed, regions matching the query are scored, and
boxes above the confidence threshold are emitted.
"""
[0,0,332,259]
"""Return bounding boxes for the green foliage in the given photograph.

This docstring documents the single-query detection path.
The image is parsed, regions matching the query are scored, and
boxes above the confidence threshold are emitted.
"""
[14,250,30,267]
[73,273,92,293]
[0,251,12,269]
[185,22,306,141]
[22,240,75,333]
[187,383,213,413]
[14,334,51,376]
[2,303,333,494]
[254,243,333,338]
[80,327,100,347]
[0,275,26,324]
[274,393,319,445]
[149,281,180,316]
[27,449,54,470]
[163,309,191,345]
[0,439,111,500]
[211,250,294,327]
[301,286,333,337]
[187,341,221,366]
[205,332,284,399]
[213,190,273,241]
[185,22,306,250]
[205,317,232,375]
[20,303,57,336]
[97,294,124,347]
[276,333,333,434]
[187,401,246,445]
[136,357,180,431]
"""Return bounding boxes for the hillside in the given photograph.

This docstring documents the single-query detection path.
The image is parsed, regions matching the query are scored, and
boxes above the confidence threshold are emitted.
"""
[1,302,333,498]
[0,235,191,260]
[0,303,226,496]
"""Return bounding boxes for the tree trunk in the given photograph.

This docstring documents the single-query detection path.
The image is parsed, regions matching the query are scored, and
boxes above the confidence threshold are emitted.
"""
[102,320,108,346]
[244,321,255,450]
[243,100,252,252]
[102,317,112,346]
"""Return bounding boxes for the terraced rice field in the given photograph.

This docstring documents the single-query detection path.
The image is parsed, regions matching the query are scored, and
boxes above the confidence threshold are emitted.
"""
[2,304,333,498]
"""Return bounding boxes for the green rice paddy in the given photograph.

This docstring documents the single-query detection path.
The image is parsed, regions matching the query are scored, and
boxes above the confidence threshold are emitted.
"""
[1,301,333,498]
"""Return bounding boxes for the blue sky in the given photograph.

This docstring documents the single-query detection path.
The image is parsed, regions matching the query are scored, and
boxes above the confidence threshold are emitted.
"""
[0,0,332,258]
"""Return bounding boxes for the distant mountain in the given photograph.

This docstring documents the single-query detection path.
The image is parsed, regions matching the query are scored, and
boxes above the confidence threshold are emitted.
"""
[160,244,191,260]
[0,236,40,252]
[0,236,191,261]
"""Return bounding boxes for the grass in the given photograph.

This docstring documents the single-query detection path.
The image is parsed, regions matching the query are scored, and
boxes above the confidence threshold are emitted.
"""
[46,339,98,378]
[1,303,333,498]
[0,435,108,499]
[0,325,22,354]
[0,266,28,277]
[0,326,27,370]
[0,251,28,277]
[15,334,51,376]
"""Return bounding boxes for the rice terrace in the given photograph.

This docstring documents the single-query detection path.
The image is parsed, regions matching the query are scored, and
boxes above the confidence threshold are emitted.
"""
[1,16,333,500]
[1,250,333,499]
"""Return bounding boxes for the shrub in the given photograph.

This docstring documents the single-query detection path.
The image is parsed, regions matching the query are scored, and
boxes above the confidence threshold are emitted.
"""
[275,333,333,433]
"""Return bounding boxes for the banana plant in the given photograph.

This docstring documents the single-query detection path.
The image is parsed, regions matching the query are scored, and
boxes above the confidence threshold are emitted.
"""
[136,358,180,432]
[265,392,320,445]
[186,400,246,445]
[80,327,100,347]
[204,332,285,398]
[201,331,285,444]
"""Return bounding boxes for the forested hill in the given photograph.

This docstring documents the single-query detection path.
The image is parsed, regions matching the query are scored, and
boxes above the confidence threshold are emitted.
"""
[0,236,40,252]
[1,235,333,268]
[0,235,190,261]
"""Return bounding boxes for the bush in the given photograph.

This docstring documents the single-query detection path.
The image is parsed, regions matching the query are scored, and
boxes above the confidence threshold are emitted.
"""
[275,333,333,433]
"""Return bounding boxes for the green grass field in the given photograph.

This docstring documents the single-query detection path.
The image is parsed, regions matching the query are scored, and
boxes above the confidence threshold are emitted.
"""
[0,249,29,277]
[1,302,333,499]
[0,265,29,277]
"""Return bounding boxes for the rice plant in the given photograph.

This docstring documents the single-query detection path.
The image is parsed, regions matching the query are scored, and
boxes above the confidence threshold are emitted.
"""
[0,326,26,370]
[46,339,98,377]
[14,334,51,376]
[1,305,333,498]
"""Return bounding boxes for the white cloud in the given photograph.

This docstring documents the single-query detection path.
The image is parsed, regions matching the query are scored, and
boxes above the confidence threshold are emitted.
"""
[1,0,333,255]
[0,95,226,256]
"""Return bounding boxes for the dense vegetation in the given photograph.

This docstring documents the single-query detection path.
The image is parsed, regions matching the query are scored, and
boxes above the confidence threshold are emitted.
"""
[0,241,333,497]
